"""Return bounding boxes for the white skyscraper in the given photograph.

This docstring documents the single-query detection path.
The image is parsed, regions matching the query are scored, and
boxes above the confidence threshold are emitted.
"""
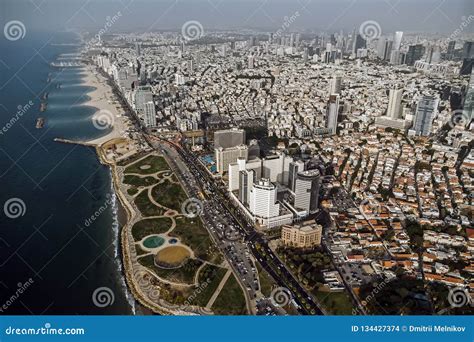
[393,31,403,51]
[387,88,403,119]
[329,75,342,95]
[249,179,280,219]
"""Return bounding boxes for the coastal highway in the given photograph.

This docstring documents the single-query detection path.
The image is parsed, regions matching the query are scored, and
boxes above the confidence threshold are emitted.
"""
[155,140,259,313]
[98,65,322,315]
[157,138,323,315]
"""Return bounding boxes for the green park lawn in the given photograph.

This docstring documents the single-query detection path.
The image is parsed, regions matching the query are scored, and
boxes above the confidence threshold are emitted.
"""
[212,274,247,315]
[131,217,173,241]
[124,155,169,175]
[134,190,165,217]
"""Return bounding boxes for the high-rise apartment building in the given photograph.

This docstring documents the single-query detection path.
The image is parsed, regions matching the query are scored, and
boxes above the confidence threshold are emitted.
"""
[288,160,305,192]
[412,96,438,136]
[329,75,342,95]
[326,94,340,135]
[393,31,403,51]
[214,128,246,149]
[215,145,249,173]
[387,88,403,119]
[294,170,321,214]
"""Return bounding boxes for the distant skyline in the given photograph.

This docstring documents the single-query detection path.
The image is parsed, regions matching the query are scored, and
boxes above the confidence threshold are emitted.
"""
[1,0,473,35]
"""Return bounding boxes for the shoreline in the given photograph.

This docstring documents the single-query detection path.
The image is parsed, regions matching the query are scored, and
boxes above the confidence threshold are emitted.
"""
[78,65,129,145]
[79,66,141,314]
[57,65,180,315]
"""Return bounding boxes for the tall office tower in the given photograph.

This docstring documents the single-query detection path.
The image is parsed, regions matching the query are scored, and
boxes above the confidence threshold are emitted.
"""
[248,36,257,47]
[463,41,474,59]
[324,50,332,63]
[215,145,248,174]
[377,38,386,59]
[461,58,474,75]
[239,169,255,205]
[412,96,438,136]
[143,101,157,127]
[329,75,342,95]
[447,40,456,58]
[294,170,321,214]
[135,42,141,56]
[430,45,441,63]
[214,128,246,149]
[290,33,295,47]
[326,94,340,135]
[393,31,403,51]
[390,50,403,65]
[387,88,403,119]
[303,48,309,62]
[295,33,301,47]
[248,55,255,69]
[288,160,305,192]
[352,34,366,54]
[249,179,280,219]
[268,33,273,44]
[406,44,424,66]
[262,154,291,184]
[134,86,154,113]
[382,40,393,60]
[248,139,260,160]
[463,71,474,124]
[228,157,262,191]
[187,59,194,72]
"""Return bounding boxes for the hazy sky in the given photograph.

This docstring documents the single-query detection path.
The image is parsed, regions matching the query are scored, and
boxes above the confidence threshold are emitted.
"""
[1,0,473,34]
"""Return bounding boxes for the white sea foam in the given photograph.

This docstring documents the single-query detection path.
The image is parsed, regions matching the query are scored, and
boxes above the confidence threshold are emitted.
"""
[108,175,136,315]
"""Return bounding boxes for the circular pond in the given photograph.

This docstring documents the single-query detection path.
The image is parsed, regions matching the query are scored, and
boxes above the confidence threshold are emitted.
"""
[143,235,165,249]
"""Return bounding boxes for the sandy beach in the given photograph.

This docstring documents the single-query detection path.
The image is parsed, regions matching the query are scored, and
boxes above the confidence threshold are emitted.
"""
[80,65,130,146]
